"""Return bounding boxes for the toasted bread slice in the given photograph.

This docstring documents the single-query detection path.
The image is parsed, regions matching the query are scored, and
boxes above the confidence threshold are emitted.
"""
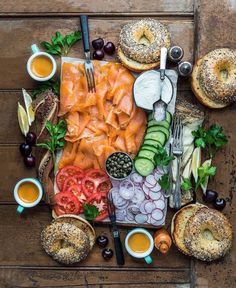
[117,46,159,72]
[171,203,206,256]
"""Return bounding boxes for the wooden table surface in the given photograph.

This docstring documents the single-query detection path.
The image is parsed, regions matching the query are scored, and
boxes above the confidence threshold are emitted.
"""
[0,1,235,287]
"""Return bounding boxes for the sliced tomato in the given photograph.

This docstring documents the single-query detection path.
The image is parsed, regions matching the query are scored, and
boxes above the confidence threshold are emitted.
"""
[53,191,81,216]
[56,165,84,191]
[67,185,87,205]
[87,194,109,221]
[62,176,78,191]
[82,169,112,198]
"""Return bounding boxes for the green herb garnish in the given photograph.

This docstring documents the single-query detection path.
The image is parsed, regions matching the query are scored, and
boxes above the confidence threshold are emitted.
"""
[195,164,217,192]
[83,204,99,221]
[154,147,175,168]
[41,31,82,56]
[32,78,60,98]
[158,174,171,191]
[181,178,193,191]
[37,119,67,174]
[192,125,228,158]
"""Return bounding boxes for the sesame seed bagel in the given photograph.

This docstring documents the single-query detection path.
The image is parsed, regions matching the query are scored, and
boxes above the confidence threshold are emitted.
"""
[119,18,170,64]
[184,207,233,262]
[191,48,236,108]
[41,222,90,265]
[171,203,206,256]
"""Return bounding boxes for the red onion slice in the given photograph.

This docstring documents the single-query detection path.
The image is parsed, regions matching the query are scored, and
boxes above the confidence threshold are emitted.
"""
[139,200,150,215]
[142,183,150,196]
[119,180,134,191]
[149,191,162,200]
[151,209,164,221]
[125,211,135,221]
[146,175,156,186]
[144,201,156,213]
[127,204,140,215]
[109,189,129,209]
[130,172,143,183]
[149,217,165,226]
[115,209,126,221]
[154,199,165,210]
[135,213,148,224]
[144,181,155,188]
[149,182,161,192]
[119,187,134,200]
[132,188,145,204]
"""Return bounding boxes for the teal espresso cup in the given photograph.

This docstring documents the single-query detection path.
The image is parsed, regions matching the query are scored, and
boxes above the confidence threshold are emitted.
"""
[125,228,154,264]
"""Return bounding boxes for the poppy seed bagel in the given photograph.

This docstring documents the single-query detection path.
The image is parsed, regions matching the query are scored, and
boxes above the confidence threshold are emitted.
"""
[184,207,233,261]
[118,18,170,67]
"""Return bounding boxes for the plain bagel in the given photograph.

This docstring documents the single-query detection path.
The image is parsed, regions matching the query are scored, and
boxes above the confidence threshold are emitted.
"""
[191,48,236,108]
[184,207,233,261]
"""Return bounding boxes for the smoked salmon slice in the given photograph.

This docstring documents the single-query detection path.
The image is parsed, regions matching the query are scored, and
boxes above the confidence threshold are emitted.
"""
[59,61,147,169]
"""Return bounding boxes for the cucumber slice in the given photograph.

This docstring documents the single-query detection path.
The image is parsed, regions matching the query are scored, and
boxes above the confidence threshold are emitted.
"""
[143,139,162,148]
[140,145,158,154]
[144,131,166,145]
[147,126,170,139]
[134,157,155,176]
[166,111,172,124]
[138,149,156,160]
[148,119,170,129]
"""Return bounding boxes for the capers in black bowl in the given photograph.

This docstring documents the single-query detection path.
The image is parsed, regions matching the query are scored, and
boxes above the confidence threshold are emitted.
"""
[106,152,133,180]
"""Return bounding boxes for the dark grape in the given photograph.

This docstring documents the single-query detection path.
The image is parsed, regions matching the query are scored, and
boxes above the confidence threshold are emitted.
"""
[102,248,113,260]
[214,198,226,210]
[92,38,104,50]
[93,49,105,60]
[104,42,115,55]
[204,190,218,203]
[26,132,37,145]
[96,235,109,248]
[19,143,32,156]
[24,155,36,168]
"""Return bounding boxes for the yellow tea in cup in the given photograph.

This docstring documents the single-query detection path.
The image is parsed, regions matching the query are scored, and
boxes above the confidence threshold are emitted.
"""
[128,232,150,253]
[31,55,53,78]
[18,181,39,203]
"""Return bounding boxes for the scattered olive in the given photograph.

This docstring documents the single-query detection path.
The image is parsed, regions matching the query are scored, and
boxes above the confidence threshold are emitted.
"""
[93,49,105,60]
[104,42,115,55]
[102,248,113,260]
[19,143,32,156]
[26,132,37,146]
[214,198,226,210]
[24,155,36,168]
[96,235,109,248]
[204,190,218,203]
[92,38,104,50]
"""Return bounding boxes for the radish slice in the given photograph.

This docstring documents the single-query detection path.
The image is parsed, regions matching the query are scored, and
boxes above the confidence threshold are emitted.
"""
[142,183,150,195]
[127,205,140,215]
[116,209,126,221]
[144,181,155,188]
[149,191,162,200]
[119,187,134,200]
[151,209,164,221]
[130,172,143,183]
[126,211,135,221]
[139,201,149,214]
[154,168,165,180]
[135,213,148,224]
[154,199,165,210]
[146,175,156,186]
[150,217,165,226]
[144,201,156,213]
[109,190,129,209]
[149,182,161,192]
[132,188,145,204]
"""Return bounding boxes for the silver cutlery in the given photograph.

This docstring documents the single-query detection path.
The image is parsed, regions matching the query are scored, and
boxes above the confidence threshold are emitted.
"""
[80,15,96,93]
[172,115,183,209]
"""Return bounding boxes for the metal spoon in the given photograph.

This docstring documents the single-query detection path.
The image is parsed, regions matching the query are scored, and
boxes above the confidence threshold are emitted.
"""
[153,47,168,122]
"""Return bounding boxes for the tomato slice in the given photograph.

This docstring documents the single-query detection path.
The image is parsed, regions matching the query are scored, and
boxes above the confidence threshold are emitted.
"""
[67,185,87,205]
[62,176,78,191]
[53,191,81,216]
[82,169,112,198]
[56,165,85,191]
[87,194,109,221]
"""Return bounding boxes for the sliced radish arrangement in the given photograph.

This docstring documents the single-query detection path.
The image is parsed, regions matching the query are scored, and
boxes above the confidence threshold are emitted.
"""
[132,188,145,204]
[154,199,165,210]
[119,186,134,200]
[130,172,143,183]
[116,209,126,221]
[142,183,150,195]
[135,213,148,224]
[144,201,155,213]
[152,209,164,221]
[127,204,140,215]
[149,191,162,200]
[146,175,156,186]
[149,182,161,192]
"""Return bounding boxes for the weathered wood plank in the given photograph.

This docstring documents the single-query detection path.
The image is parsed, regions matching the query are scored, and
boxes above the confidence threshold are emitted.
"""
[0,205,190,268]
[0,0,193,15]
[0,268,190,287]
[0,18,194,89]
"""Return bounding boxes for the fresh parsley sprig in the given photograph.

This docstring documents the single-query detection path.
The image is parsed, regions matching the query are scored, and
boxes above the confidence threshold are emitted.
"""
[41,31,82,56]
[37,119,67,174]
[32,78,60,98]
[83,204,99,221]
[154,147,175,168]
[158,174,171,191]
[181,178,193,191]
[192,125,228,158]
[195,164,216,192]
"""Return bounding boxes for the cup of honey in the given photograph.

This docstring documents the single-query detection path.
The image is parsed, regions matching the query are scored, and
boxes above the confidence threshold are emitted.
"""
[27,44,57,81]
[125,228,154,264]
[14,178,43,213]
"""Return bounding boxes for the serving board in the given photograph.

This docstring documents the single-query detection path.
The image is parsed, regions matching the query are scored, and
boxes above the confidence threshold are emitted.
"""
[53,57,178,228]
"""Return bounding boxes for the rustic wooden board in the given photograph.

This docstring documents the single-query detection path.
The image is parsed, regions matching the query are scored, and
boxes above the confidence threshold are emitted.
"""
[0,268,190,287]
[0,205,190,269]
[0,18,194,89]
[0,0,193,15]
[193,1,236,287]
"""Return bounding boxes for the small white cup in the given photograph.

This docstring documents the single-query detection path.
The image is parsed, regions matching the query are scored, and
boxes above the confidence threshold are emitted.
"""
[27,44,57,81]
[14,178,43,214]
[125,228,154,264]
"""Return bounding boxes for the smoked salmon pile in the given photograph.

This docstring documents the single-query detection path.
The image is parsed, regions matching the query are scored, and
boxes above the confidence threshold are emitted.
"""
[58,60,147,170]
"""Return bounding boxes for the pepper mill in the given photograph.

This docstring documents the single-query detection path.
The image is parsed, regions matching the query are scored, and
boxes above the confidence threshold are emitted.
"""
[154,228,172,254]
[168,46,184,63]
[178,61,193,77]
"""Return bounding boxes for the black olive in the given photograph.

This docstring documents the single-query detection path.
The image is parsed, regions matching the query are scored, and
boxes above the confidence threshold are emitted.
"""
[96,235,109,248]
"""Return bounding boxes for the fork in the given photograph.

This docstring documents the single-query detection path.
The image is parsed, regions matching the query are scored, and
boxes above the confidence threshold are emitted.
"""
[80,15,96,93]
[172,115,183,209]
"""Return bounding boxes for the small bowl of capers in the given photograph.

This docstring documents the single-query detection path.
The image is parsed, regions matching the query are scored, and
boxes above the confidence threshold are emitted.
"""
[105,152,133,180]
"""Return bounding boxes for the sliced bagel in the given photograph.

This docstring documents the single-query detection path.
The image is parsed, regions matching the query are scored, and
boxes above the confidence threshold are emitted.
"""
[171,203,206,256]
[117,46,159,72]
[191,58,227,109]
[54,215,96,250]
